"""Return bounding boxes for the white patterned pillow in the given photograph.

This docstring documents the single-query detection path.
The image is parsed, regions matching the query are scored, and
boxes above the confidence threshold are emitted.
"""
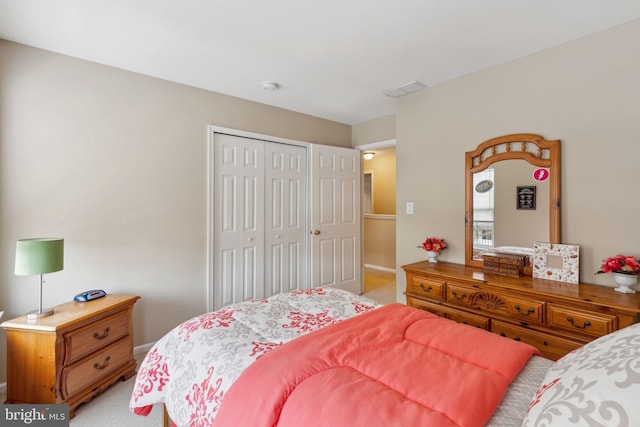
[522,322,640,427]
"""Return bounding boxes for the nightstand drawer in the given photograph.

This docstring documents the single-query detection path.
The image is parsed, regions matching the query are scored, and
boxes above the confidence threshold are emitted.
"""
[547,304,617,337]
[407,275,444,301]
[64,309,131,365]
[61,336,132,399]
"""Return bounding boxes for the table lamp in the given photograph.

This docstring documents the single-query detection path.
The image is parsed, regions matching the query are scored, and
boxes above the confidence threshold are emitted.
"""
[15,238,64,319]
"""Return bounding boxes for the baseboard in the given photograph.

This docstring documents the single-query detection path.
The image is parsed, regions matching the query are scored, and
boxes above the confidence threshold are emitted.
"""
[364,264,396,273]
[134,342,156,357]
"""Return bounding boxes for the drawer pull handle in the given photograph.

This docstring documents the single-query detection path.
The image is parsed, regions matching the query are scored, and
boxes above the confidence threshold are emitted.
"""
[514,305,536,316]
[93,327,111,340]
[93,356,111,370]
[451,291,467,300]
[420,284,433,292]
[566,317,592,329]
[499,331,520,341]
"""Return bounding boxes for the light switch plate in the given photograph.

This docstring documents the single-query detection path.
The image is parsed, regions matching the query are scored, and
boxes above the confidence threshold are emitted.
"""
[406,202,414,215]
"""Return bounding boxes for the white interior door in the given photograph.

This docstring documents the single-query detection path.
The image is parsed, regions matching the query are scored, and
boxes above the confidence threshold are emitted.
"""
[264,142,307,296]
[214,134,265,308]
[310,144,362,294]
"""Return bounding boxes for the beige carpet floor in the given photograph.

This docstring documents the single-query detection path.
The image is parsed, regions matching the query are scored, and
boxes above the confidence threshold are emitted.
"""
[69,352,162,426]
[362,266,397,305]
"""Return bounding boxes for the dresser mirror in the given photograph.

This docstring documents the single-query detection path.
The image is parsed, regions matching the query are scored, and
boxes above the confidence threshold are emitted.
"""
[464,134,561,270]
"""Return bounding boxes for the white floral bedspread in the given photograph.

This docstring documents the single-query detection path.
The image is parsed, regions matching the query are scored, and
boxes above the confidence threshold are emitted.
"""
[129,287,381,427]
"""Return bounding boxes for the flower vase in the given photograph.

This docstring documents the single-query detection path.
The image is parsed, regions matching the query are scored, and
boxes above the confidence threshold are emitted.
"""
[613,273,638,294]
[425,251,439,263]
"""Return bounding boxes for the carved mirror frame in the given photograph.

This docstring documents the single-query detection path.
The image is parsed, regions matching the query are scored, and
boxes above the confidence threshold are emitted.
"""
[465,134,561,269]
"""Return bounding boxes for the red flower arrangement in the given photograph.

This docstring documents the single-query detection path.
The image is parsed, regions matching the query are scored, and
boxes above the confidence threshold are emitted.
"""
[596,255,640,275]
[418,237,448,253]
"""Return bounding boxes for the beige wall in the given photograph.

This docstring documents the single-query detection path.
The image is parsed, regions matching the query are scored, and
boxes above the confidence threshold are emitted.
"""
[396,19,640,302]
[363,148,396,215]
[0,40,351,382]
[352,114,396,146]
[363,217,396,270]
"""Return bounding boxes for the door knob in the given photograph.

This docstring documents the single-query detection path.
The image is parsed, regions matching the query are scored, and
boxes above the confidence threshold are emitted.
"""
[247,237,253,241]
[275,234,280,239]
[313,230,321,235]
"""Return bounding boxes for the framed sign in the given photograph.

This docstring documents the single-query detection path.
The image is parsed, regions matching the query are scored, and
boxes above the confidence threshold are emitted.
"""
[517,186,536,210]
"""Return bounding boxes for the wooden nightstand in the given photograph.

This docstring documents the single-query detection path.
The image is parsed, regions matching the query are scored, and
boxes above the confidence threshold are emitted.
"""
[1,294,140,417]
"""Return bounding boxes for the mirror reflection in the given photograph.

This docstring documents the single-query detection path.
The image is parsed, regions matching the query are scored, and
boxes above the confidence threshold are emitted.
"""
[472,160,549,260]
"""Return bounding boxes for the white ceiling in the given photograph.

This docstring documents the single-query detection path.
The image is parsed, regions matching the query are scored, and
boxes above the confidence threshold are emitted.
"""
[1,1,639,125]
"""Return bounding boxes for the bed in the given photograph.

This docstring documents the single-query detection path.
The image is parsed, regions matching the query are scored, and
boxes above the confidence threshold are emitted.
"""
[130,287,640,427]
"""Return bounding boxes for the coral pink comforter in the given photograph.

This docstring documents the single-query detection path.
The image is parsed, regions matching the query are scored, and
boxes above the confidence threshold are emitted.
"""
[214,303,540,427]
[130,288,381,426]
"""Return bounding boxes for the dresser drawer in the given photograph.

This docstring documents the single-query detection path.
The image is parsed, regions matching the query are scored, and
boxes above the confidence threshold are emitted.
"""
[407,296,490,330]
[407,295,446,316]
[445,283,474,305]
[444,310,489,330]
[445,284,544,325]
[491,320,583,361]
[503,296,544,325]
[64,309,131,365]
[407,275,444,301]
[61,336,133,399]
[547,304,617,338]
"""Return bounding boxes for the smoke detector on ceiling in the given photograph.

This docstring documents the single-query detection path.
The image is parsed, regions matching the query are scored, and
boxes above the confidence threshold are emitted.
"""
[382,81,426,98]
[263,81,279,91]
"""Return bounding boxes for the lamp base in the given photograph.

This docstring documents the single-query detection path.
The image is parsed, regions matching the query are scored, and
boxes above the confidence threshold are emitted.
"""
[26,307,54,320]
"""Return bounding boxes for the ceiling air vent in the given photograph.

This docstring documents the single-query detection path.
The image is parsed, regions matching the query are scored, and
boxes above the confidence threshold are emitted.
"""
[382,81,427,98]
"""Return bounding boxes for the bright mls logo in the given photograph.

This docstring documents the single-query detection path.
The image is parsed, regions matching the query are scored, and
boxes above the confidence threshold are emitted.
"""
[533,168,549,182]
[1,405,69,426]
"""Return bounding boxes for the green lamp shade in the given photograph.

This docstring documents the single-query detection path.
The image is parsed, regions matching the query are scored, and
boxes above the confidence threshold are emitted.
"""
[15,238,64,276]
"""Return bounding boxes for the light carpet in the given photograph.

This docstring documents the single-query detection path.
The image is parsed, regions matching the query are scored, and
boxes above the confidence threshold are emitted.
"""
[69,352,162,426]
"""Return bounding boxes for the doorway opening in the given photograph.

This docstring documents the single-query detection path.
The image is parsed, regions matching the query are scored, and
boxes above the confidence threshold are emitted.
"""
[356,140,396,304]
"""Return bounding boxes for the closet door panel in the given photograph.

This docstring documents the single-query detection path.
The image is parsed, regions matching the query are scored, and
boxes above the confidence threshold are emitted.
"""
[214,134,265,307]
[265,143,307,296]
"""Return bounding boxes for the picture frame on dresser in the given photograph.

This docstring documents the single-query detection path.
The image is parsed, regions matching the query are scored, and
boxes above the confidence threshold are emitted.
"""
[532,242,579,284]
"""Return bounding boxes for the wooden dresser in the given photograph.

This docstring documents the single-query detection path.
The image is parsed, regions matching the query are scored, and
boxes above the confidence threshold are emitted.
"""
[403,261,640,360]
[1,294,140,417]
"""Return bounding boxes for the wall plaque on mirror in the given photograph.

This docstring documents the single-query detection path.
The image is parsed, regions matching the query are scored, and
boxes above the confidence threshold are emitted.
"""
[465,134,561,272]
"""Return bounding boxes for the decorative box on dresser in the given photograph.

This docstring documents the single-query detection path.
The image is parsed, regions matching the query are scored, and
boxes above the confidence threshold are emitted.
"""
[403,261,640,360]
[1,294,140,417]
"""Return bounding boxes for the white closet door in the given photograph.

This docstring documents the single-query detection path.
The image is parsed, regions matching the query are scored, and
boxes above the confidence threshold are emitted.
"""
[310,144,361,294]
[214,134,265,307]
[264,143,308,296]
